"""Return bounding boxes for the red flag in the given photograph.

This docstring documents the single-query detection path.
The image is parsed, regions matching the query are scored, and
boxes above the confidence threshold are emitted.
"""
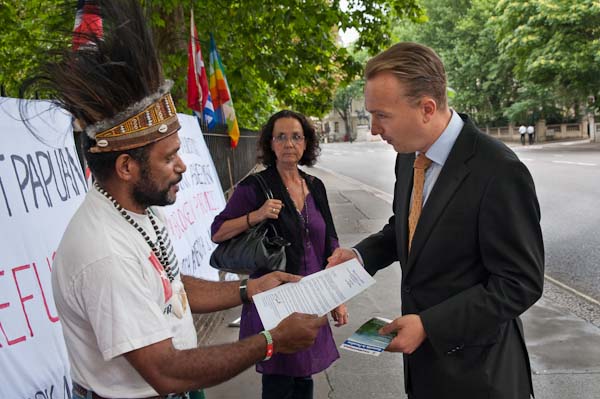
[187,9,210,115]
[72,0,103,51]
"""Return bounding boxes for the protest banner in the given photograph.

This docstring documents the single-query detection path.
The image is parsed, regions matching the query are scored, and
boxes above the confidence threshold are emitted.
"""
[0,99,225,398]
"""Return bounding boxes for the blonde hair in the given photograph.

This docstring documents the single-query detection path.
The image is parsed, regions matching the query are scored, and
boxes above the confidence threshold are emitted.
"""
[365,42,447,109]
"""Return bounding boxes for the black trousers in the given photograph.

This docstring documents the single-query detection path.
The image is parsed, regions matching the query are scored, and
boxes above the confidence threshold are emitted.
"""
[262,374,314,399]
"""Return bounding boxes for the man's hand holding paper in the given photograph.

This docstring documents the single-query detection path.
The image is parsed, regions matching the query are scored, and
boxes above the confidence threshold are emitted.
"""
[247,270,303,297]
[326,247,358,268]
[379,314,427,354]
[271,313,328,353]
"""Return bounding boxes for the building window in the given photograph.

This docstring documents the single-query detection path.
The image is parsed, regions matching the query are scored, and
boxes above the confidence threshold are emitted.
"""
[334,122,339,133]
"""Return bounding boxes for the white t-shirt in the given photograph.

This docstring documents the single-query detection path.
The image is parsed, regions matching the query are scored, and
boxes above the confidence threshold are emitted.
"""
[52,187,197,398]
[519,125,527,135]
[527,126,534,134]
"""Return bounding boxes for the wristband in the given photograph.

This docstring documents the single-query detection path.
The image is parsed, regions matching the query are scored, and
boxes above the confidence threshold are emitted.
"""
[239,278,251,304]
[246,212,252,228]
[259,330,274,361]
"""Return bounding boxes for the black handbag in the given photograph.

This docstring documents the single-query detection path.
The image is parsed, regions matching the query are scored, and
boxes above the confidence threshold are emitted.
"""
[209,174,290,274]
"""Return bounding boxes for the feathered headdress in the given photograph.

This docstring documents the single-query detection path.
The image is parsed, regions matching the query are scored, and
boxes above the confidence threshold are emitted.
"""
[33,0,180,153]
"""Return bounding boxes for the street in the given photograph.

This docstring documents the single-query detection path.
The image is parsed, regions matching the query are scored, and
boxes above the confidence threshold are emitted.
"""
[318,139,600,305]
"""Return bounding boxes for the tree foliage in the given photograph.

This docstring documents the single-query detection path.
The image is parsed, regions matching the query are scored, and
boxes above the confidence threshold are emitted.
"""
[0,1,72,97]
[2,0,425,129]
[389,0,600,125]
[495,0,600,119]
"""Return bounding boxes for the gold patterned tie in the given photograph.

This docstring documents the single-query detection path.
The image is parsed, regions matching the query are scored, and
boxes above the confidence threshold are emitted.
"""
[408,153,433,250]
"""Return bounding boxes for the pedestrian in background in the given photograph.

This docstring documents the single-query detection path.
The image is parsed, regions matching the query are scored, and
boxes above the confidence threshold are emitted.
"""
[527,125,535,144]
[519,124,527,145]
[328,42,544,399]
[212,110,347,399]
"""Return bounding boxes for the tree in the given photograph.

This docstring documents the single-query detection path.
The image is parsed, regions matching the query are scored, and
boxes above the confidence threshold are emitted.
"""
[332,79,363,141]
[495,0,600,118]
[0,1,71,97]
[450,0,517,125]
[389,0,600,126]
[503,83,564,124]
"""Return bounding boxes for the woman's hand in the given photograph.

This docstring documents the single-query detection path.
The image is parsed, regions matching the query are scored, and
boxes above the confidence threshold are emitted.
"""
[212,199,283,242]
[331,304,349,327]
[256,199,284,221]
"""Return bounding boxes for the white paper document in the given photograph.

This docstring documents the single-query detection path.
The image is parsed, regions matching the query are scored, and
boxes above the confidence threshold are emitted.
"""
[253,259,376,330]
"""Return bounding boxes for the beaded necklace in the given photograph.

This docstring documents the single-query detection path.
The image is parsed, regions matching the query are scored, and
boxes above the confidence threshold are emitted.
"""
[286,177,310,274]
[94,182,175,282]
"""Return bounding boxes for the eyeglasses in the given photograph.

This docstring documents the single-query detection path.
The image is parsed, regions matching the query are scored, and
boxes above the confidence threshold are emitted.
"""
[272,133,305,144]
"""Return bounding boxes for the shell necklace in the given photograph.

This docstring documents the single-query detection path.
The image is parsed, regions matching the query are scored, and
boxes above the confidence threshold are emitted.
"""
[94,182,176,282]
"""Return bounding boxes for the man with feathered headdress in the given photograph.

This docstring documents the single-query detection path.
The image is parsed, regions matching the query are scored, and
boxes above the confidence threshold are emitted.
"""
[26,1,326,398]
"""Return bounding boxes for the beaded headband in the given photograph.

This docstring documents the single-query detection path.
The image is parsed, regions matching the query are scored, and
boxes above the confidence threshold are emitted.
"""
[85,81,181,153]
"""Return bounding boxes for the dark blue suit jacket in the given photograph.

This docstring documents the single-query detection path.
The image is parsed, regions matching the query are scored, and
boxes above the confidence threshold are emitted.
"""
[355,114,544,399]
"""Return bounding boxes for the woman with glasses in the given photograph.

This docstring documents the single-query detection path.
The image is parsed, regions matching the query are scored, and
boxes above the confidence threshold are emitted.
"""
[211,110,347,399]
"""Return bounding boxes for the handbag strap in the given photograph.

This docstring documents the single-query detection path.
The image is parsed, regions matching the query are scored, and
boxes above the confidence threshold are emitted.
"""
[252,173,288,245]
[254,173,274,200]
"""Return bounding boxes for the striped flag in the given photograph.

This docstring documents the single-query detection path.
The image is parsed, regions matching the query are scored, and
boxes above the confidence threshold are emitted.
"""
[187,9,215,128]
[72,0,103,50]
[208,33,240,147]
[73,0,102,188]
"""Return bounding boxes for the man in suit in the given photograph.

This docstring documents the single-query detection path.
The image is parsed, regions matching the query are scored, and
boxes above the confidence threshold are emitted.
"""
[328,42,544,398]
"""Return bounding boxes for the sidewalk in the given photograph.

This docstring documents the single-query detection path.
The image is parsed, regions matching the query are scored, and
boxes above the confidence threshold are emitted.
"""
[205,165,600,399]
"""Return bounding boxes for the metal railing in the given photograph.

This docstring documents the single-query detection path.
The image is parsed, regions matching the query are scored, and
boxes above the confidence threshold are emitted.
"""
[198,119,259,194]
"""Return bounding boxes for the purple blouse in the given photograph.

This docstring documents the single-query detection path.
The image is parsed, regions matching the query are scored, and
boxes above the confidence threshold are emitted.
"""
[211,183,340,376]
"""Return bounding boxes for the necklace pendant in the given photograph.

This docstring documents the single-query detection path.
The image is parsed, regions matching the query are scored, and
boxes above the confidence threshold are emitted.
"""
[169,280,186,319]
[179,290,188,315]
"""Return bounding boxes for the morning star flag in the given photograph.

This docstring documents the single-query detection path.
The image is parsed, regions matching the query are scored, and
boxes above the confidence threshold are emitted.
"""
[72,0,103,50]
[208,33,240,147]
[187,9,215,128]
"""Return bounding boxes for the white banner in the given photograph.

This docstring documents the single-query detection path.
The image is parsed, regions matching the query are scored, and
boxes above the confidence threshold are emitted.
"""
[0,99,226,398]
[163,114,225,281]
[0,98,86,399]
